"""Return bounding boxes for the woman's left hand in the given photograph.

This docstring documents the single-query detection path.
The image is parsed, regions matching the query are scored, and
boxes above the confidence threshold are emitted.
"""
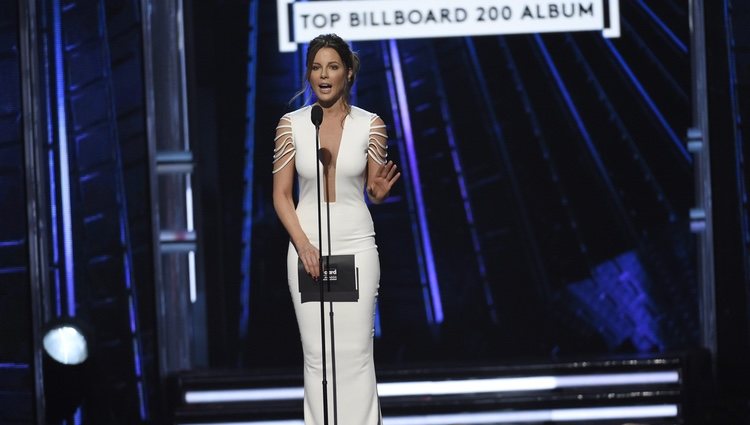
[367,161,401,203]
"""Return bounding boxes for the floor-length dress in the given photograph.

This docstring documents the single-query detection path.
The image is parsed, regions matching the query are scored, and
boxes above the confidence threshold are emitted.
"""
[273,105,388,425]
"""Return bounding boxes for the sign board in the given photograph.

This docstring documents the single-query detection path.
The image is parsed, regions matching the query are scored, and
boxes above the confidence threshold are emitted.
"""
[277,0,620,52]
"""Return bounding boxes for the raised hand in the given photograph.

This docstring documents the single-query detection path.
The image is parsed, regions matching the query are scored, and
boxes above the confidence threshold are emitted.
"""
[367,161,401,203]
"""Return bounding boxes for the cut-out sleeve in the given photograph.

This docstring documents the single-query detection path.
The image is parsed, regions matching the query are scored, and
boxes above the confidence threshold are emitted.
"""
[272,115,295,174]
[367,115,388,165]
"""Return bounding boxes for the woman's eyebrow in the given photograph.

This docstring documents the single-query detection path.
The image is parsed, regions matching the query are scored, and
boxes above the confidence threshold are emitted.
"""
[313,60,341,65]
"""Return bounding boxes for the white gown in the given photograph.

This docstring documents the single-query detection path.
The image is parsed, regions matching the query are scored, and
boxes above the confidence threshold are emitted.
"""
[273,105,388,425]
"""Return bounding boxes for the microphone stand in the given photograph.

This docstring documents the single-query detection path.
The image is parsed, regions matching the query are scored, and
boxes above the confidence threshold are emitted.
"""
[313,112,330,425]
[325,168,338,425]
[312,105,340,425]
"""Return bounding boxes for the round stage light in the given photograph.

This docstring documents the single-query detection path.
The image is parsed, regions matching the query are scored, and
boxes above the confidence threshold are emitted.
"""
[42,319,92,423]
[43,324,88,365]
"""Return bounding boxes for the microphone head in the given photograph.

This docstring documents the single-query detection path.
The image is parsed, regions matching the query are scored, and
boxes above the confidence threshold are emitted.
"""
[311,105,323,127]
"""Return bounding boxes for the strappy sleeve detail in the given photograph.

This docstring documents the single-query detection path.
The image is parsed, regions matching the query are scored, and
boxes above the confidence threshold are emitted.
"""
[367,115,388,166]
[272,116,295,174]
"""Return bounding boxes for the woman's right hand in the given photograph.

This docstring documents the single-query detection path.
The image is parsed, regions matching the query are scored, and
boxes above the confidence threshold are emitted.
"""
[297,240,321,280]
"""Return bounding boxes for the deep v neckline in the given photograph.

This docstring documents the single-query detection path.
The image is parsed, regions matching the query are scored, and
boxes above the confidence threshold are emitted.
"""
[321,114,348,167]
[319,112,349,203]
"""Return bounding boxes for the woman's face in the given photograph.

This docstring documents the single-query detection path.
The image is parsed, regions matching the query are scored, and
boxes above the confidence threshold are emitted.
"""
[309,47,352,107]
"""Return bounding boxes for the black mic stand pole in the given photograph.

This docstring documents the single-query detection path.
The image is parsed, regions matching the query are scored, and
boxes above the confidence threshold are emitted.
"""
[325,165,338,425]
[313,108,330,425]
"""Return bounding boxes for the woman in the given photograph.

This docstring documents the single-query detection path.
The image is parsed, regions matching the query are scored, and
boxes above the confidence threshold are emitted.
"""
[272,34,400,424]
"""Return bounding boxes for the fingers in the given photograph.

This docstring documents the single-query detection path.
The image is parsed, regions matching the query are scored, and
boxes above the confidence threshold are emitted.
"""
[299,244,321,279]
[382,162,400,189]
[368,162,401,200]
[389,171,401,187]
[376,162,388,178]
[306,257,320,279]
[377,160,396,177]
[385,162,398,180]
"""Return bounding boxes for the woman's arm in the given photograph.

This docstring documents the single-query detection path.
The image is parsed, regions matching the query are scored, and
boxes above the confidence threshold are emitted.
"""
[272,118,321,279]
[366,116,400,204]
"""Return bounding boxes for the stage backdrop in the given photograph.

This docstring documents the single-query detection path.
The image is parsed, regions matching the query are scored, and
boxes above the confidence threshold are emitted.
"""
[190,0,698,371]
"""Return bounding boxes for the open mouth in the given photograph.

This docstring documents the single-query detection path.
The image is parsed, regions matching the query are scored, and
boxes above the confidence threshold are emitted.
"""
[318,83,332,93]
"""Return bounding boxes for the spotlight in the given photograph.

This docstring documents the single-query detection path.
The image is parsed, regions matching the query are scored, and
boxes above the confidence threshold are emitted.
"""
[42,318,92,423]
[43,324,88,365]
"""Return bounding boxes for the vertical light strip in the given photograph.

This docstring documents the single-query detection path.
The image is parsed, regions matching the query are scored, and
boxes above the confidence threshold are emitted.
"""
[239,0,260,339]
[388,39,443,324]
[187,180,197,302]
[176,0,198,309]
[49,151,62,316]
[52,0,76,317]
[43,27,63,315]
[380,42,432,324]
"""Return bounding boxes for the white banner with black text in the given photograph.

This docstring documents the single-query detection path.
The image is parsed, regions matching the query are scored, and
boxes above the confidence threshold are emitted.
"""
[277,0,620,52]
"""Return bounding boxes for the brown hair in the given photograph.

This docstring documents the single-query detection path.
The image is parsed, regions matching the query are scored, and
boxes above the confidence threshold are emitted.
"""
[291,34,360,113]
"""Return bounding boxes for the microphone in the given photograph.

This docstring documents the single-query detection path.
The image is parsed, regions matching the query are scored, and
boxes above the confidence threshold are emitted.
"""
[311,104,323,128]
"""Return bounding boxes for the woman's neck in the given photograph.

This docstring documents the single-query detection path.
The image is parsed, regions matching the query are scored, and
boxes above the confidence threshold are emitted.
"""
[318,99,348,121]
[317,98,347,116]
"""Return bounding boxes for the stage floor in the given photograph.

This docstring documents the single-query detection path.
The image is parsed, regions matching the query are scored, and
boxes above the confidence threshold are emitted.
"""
[171,352,708,425]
